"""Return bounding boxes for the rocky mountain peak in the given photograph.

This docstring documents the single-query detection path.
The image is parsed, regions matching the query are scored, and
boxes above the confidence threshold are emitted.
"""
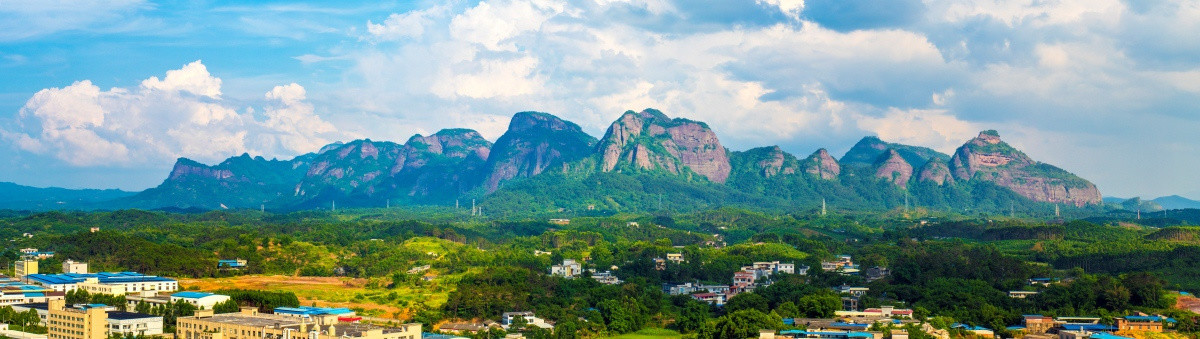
[841,136,950,169]
[802,148,841,180]
[482,112,598,191]
[597,109,731,183]
[873,149,914,188]
[917,160,954,186]
[949,130,1101,206]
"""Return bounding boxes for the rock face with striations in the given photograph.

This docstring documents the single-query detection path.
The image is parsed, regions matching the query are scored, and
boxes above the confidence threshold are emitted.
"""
[841,136,950,169]
[873,149,914,188]
[596,109,731,183]
[801,149,841,180]
[917,160,955,186]
[948,130,1102,206]
[482,112,598,191]
[735,146,801,178]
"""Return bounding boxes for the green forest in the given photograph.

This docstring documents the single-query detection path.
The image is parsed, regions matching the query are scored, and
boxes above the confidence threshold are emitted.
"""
[2,206,1199,338]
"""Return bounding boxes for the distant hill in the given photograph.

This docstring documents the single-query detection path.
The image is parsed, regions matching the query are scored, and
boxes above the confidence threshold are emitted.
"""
[1,109,1116,214]
[0,182,134,210]
[1153,195,1200,210]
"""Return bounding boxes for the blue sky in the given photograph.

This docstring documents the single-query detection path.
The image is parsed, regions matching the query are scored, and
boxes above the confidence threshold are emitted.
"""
[1,0,1198,200]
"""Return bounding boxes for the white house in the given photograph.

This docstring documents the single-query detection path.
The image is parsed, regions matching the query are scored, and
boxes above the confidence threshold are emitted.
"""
[550,260,582,278]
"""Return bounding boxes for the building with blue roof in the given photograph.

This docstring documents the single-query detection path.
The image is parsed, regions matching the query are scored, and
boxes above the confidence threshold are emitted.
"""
[218,259,247,269]
[274,306,356,318]
[1089,333,1133,339]
[24,272,177,294]
[170,291,231,309]
[778,329,874,339]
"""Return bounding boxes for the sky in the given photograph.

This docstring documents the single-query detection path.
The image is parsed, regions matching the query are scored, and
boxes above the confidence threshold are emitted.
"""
[0,0,1198,200]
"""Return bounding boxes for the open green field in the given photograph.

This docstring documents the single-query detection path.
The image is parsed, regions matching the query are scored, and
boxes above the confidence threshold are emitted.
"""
[600,328,682,339]
[178,274,461,319]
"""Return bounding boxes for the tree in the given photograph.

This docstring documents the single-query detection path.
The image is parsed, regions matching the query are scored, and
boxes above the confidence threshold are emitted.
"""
[797,293,841,318]
[212,300,240,314]
[699,309,781,339]
[775,302,800,319]
[676,301,710,333]
[725,293,769,314]
[66,289,90,304]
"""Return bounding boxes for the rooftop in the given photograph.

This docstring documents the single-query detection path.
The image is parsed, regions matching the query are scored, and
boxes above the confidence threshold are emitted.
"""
[25,272,174,285]
[274,306,354,316]
[203,313,306,327]
[108,311,161,320]
[173,291,219,299]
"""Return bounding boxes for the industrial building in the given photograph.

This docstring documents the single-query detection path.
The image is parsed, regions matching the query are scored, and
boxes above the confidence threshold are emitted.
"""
[177,308,420,339]
[24,272,178,294]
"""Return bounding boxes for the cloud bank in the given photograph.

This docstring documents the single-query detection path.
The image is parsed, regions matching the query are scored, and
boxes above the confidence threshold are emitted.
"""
[3,61,345,167]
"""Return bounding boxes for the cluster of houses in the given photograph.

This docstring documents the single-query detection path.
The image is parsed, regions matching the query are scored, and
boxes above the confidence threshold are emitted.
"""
[548,259,622,285]
[660,260,804,306]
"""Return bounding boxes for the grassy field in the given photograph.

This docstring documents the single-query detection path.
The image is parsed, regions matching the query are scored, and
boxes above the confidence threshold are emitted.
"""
[177,274,454,320]
[600,328,682,339]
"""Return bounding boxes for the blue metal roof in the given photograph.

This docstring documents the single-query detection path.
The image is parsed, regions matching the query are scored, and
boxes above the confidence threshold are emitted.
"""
[274,306,354,316]
[1090,333,1133,339]
[25,272,175,286]
[22,292,44,297]
[1062,324,1115,331]
[1123,316,1163,322]
[173,291,216,299]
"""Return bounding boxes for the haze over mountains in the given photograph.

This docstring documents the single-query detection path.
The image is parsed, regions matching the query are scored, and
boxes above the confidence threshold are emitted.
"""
[0,109,1084,214]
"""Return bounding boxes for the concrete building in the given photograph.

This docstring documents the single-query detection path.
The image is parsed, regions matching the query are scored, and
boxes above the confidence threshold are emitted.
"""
[177,308,421,339]
[549,260,582,278]
[0,276,64,306]
[172,292,232,310]
[217,259,247,270]
[77,278,126,295]
[14,259,38,278]
[25,272,177,294]
[46,299,107,339]
[589,271,622,285]
[273,306,357,324]
[105,312,163,336]
[62,261,87,275]
[1116,316,1165,333]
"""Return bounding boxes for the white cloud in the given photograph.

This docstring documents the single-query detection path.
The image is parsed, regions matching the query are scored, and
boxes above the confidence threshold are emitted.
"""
[3,61,347,167]
[367,6,445,41]
[757,0,804,20]
[449,0,565,51]
[855,108,981,153]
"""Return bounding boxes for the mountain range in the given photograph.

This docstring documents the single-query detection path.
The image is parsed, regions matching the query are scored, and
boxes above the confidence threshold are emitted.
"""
[1,109,1112,214]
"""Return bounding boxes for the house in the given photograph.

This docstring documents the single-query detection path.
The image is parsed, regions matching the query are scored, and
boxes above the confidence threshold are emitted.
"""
[1116,315,1168,333]
[171,291,231,310]
[733,271,757,287]
[217,259,247,269]
[1009,291,1039,299]
[548,219,570,225]
[667,253,685,263]
[836,285,869,297]
[1022,315,1056,334]
[550,260,582,278]
[863,267,889,282]
[821,256,860,275]
[407,265,431,274]
[439,321,500,334]
[691,293,726,306]
[664,283,700,295]
[590,271,622,285]
[62,260,88,274]
[653,258,667,270]
[501,312,554,330]
[835,306,913,319]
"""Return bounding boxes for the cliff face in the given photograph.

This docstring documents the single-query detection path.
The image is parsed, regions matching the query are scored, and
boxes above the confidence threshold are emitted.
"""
[948,130,1102,206]
[482,112,598,191]
[134,153,312,209]
[873,149,914,188]
[917,160,954,186]
[596,109,731,183]
[801,149,841,180]
[733,146,801,178]
[298,139,406,198]
[841,136,950,169]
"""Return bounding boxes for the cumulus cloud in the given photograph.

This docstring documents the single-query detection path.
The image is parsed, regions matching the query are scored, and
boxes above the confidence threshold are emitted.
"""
[3,61,346,167]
